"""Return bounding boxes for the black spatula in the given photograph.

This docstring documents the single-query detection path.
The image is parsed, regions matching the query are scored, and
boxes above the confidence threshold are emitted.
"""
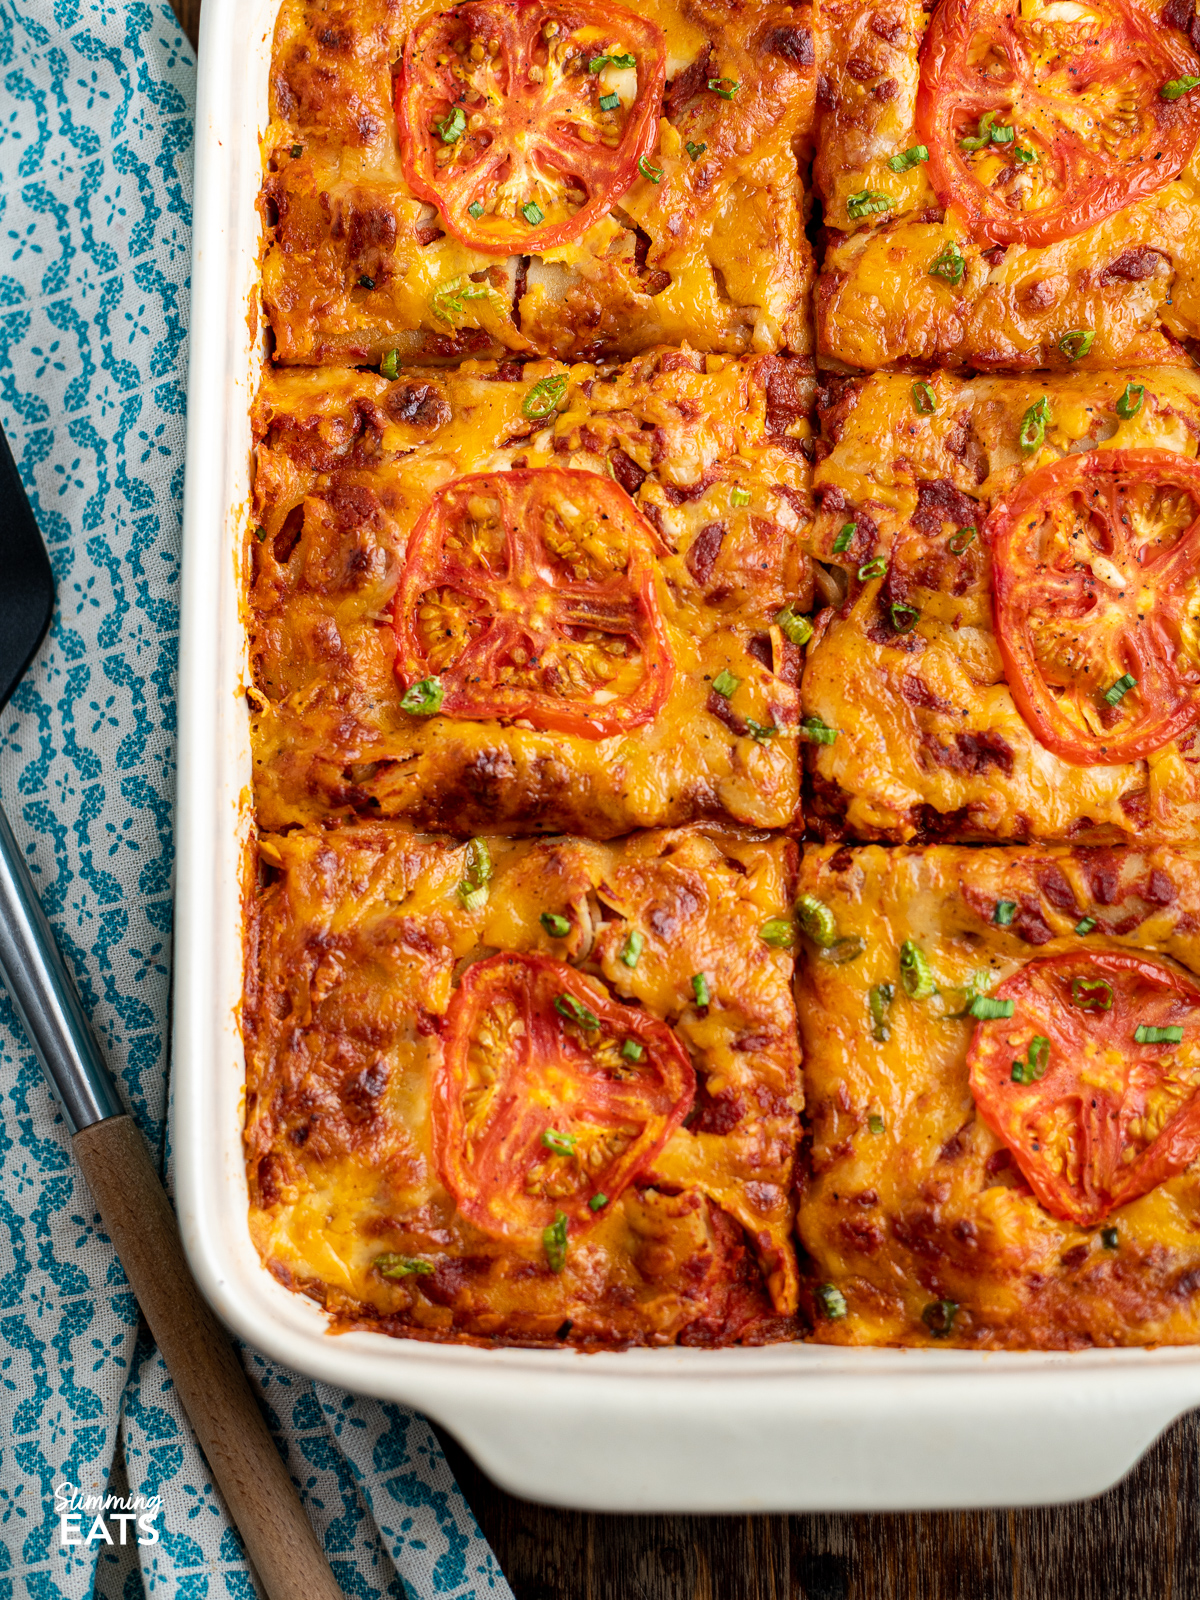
[0,419,342,1600]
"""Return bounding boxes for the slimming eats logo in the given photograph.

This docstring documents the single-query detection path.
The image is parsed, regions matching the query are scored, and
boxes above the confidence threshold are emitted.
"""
[54,1483,161,1547]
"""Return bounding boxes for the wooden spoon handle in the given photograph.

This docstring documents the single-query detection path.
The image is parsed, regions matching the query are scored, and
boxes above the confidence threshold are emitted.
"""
[72,1114,343,1600]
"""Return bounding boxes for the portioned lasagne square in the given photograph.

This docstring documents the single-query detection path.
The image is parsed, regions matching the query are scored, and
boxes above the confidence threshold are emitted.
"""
[813,0,1200,372]
[249,347,813,836]
[796,842,1200,1349]
[801,367,1200,843]
[246,822,802,1346]
[262,0,815,365]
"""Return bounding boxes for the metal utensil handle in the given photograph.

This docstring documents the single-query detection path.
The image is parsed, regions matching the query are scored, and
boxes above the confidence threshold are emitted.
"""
[0,798,123,1131]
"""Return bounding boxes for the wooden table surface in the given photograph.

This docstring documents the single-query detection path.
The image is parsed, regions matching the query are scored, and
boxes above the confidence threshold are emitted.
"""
[168,0,1199,1590]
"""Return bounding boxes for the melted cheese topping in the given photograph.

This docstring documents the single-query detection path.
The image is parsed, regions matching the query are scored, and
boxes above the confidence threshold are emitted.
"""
[797,842,1200,1348]
[804,368,1200,842]
[247,823,802,1343]
[249,348,813,834]
[262,0,815,364]
[813,0,1200,369]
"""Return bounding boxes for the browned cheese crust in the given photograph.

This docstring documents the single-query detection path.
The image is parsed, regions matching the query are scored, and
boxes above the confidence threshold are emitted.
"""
[800,368,1200,843]
[813,0,1200,372]
[797,842,1200,1348]
[261,0,815,365]
[249,347,813,835]
[246,822,802,1345]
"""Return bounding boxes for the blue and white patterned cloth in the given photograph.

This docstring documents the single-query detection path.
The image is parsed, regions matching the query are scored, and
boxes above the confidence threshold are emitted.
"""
[0,6,513,1598]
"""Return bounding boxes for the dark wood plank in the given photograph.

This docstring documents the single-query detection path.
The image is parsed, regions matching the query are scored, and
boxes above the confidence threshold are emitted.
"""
[168,0,201,48]
[438,1412,1200,1600]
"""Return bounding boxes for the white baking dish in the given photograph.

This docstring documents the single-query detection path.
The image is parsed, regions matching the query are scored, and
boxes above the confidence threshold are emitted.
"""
[172,0,1200,1512]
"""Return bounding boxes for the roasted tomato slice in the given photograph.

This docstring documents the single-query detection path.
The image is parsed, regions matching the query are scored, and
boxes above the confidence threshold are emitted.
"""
[990,449,1200,766]
[433,953,695,1241]
[398,0,667,255]
[394,468,674,737]
[968,951,1200,1226]
[916,0,1200,247]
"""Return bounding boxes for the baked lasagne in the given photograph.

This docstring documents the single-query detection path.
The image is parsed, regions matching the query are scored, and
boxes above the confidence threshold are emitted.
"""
[802,368,1200,842]
[245,0,1200,1352]
[814,0,1200,372]
[796,842,1200,1348]
[245,823,802,1343]
[261,0,815,365]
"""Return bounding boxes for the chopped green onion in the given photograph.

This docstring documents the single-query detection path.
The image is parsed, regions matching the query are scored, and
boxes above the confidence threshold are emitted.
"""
[912,381,937,416]
[888,144,929,172]
[638,156,662,183]
[994,901,1016,926]
[522,200,545,225]
[1075,917,1097,935]
[1101,1227,1119,1249]
[468,200,485,219]
[685,140,707,161]
[745,719,777,743]
[847,189,894,220]
[541,912,571,938]
[712,668,740,698]
[555,994,599,1031]
[620,1039,644,1062]
[291,143,304,157]
[775,606,813,646]
[434,106,466,143]
[457,884,487,913]
[1013,145,1036,163]
[542,1128,577,1156]
[1072,976,1113,1011]
[707,77,740,98]
[868,1113,885,1134]
[376,1254,434,1278]
[1116,382,1145,420]
[543,1211,569,1273]
[589,1193,609,1211]
[858,557,887,581]
[1135,1024,1184,1044]
[1104,674,1136,706]
[730,487,752,507]
[599,92,620,110]
[899,941,935,1000]
[797,895,838,948]
[359,274,376,289]
[1058,328,1094,362]
[1161,75,1200,99]
[969,995,1015,1020]
[869,982,894,1042]
[254,525,267,542]
[815,1283,848,1319]
[1011,1035,1049,1084]
[760,917,795,948]
[959,110,1009,150]
[381,348,400,380]
[929,241,966,286]
[621,929,644,968]
[589,52,637,71]
[948,526,976,554]
[800,716,838,745]
[691,972,711,1007]
[832,522,855,553]
[464,836,492,887]
[889,601,920,633]
[401,677,444,716]
[922,1299,958,1337]
[1019,395,1051,453]
[522,373,567,420]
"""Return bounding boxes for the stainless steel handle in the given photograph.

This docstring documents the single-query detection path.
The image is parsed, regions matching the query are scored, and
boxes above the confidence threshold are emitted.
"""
[0,799,123,1132]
